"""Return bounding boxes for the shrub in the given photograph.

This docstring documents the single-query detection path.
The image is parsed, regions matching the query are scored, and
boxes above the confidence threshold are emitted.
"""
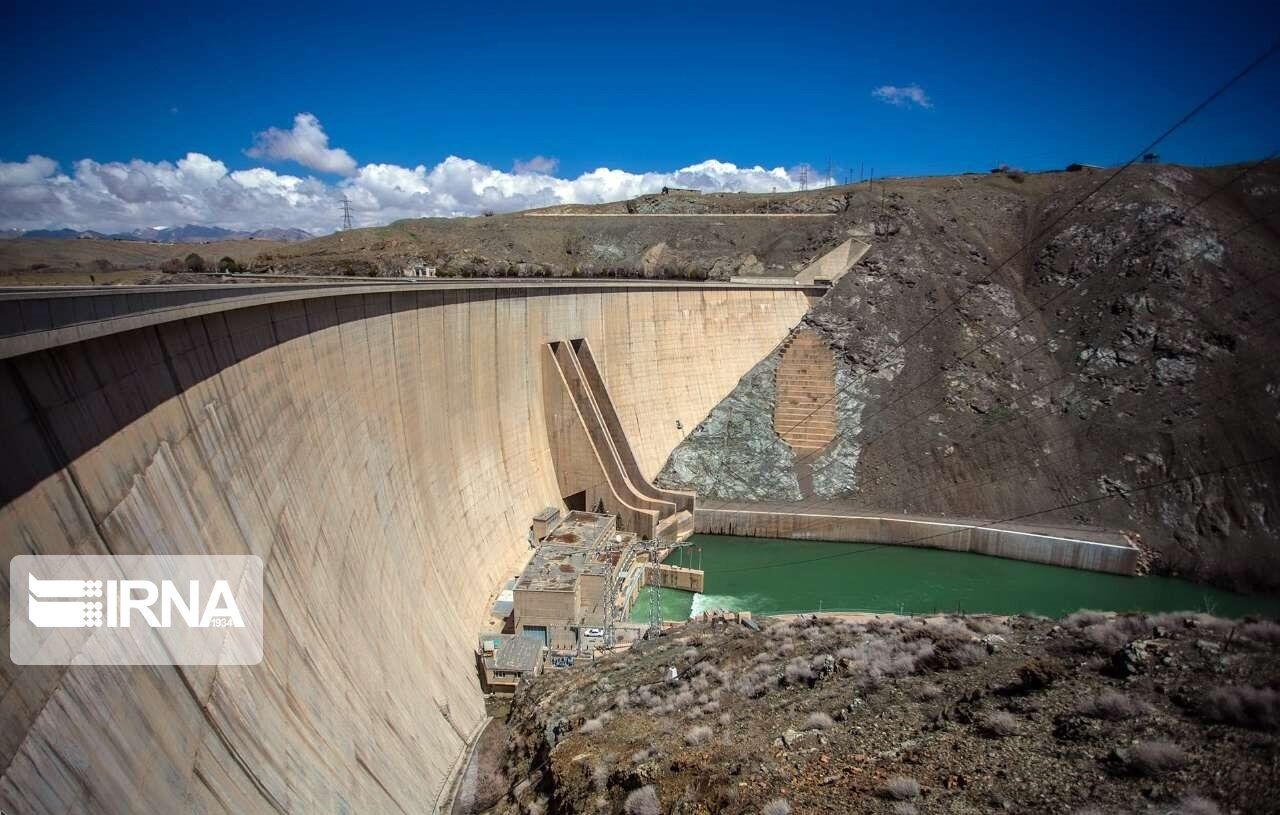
[590,761,609,791]
[1081,622,1129,652]
[1123,740,1186,776]
[1062,610,1108,628]
[952,643,988,667]
[921,620,976,645]
[1011,657,1063,692]
[684,725,712,745]
[783,657,814,685]
[1200,685,1280,730]
[719,712,732,726]
[1240,620,1280,644]
[803,712,834,730]
[581,717,604,734]
[980,711,1019,737]
[625,785,661,815]
[914,683,943,701]
[184,252,207,273]
[761,800,791,815]
[1171,795,1222,815]
[217,256,241,274]
[964,616,1006,635]
[882,776,921,800]
[1074,692,1155,721]
[160,257,185,274]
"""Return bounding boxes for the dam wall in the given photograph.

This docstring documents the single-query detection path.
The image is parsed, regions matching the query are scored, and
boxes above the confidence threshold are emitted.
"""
[0,281,814,813]
[696,501,1139,575]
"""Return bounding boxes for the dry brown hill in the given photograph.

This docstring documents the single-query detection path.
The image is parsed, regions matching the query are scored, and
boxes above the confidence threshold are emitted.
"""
[0,237,284,285]
[656,162,1280,592]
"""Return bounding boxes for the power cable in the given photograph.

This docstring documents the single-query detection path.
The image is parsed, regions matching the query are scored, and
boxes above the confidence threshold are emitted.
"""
[704,183,1280,501]
[796,154,1280,482]
[801,196,1280,489]
[759,42,1280,470]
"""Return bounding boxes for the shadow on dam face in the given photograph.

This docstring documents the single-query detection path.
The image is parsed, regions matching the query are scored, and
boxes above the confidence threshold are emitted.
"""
[0,282,813,813]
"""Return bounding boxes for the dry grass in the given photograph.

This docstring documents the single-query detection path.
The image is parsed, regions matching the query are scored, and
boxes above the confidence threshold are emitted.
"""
[913,683,943,701]
[980,711,1019,737]
[624,785,660,815]
[1171,795,1222,815]
[1073,691,1155,721]
[1199,685,1280,730]
[802,711,834,730]
[1122,740,1186,776]
[1240,620,1280,644]
[882,776,921,800]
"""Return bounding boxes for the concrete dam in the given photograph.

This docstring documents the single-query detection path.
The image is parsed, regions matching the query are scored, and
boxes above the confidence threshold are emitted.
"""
[0,280,817,813]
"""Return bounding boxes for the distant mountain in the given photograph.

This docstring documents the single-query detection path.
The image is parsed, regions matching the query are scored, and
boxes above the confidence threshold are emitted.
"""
[9,225,313,243]
[23,228,107,240]
[246,227,312,242]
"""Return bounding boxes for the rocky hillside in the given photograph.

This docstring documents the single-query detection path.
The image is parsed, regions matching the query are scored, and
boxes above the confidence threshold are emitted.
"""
[483,612,1280,814]
[657,163,1280,593]
[250,188,860,278]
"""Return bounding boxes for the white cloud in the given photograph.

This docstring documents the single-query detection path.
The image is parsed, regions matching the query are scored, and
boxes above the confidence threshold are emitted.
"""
[513,155,559,174]
[0,114,836,234]
[872,84,932,109]
[247,112,358,176]
[0,155,59,186]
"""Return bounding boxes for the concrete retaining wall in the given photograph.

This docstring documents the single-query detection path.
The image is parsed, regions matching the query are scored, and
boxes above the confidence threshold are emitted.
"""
[696,504,1139,575]
[0,282,811,813]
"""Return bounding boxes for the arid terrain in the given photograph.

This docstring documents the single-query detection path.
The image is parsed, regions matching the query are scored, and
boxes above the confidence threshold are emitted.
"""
[0,237,285,285]
[654,163,1280,593]
[5,164,1279,596]
[484,611,1280,815]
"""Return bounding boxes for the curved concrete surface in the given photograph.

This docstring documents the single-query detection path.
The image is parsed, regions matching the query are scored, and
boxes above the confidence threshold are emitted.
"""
[0,281,813,813]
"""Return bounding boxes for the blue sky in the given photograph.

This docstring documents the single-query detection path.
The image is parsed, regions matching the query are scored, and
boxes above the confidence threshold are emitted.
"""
[1,1,1277,232]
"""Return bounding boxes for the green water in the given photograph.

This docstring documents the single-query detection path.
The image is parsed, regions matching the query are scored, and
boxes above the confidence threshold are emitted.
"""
[629,535,1280,622]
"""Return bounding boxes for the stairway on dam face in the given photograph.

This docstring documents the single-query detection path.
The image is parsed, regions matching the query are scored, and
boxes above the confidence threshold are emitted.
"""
[773,329,838,455]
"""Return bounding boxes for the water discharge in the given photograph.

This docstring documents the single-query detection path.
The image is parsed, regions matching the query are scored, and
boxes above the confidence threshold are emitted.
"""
[631,535,1280,622]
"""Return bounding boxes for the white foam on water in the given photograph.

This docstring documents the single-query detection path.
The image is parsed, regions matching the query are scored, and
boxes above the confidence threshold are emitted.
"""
[689,592,763,617]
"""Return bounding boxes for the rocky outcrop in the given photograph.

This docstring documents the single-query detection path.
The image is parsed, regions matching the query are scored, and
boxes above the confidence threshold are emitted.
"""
[657,164,1280,591]
[656,351,803,501]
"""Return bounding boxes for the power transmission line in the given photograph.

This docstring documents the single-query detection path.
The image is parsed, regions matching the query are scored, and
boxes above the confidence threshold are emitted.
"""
[706,154,1279,503]
[751,43,1280,484]
[711,189,1280,506]
[795,156,1280,483]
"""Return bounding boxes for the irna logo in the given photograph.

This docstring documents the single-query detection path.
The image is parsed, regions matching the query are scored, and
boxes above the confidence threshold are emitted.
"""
[10,555,263,666]
[27,574,246,630]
